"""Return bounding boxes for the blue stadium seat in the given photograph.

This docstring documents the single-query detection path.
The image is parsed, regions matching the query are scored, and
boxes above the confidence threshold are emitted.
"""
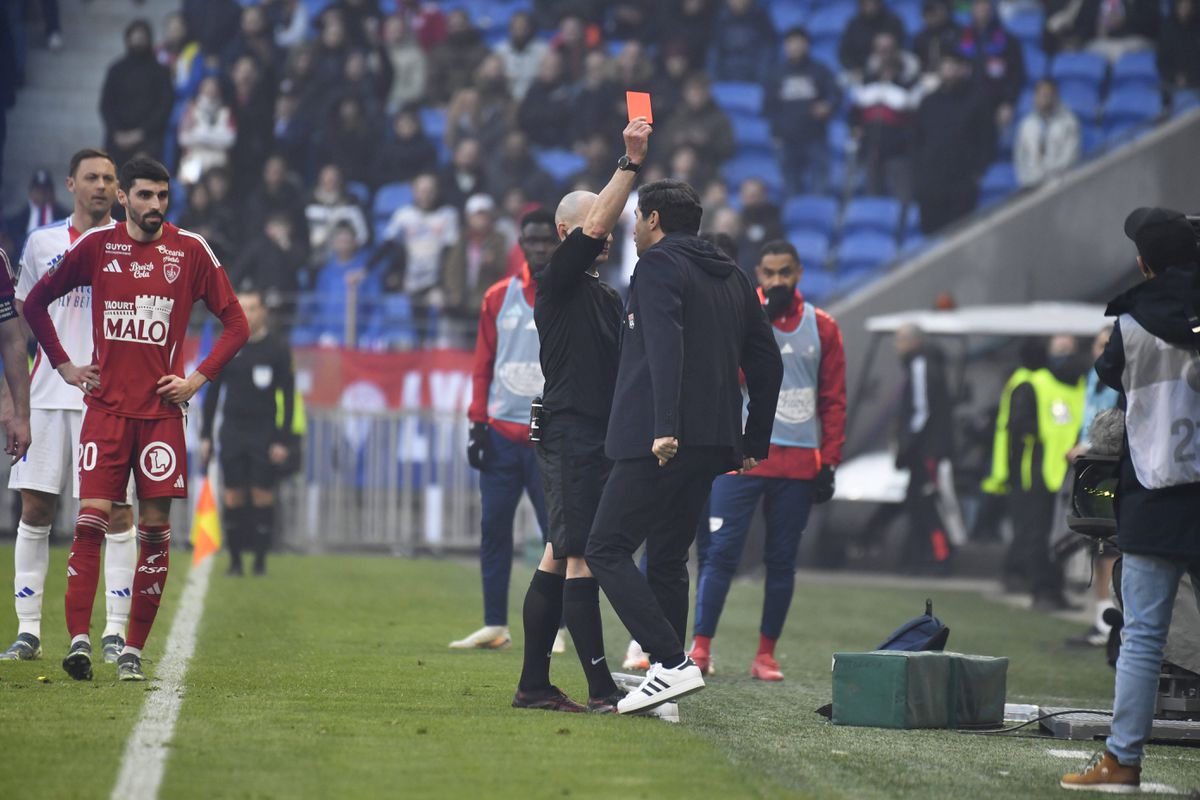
[1007,10,1044,44]
[1110,50,1158,92]
[1081,121,1106,154]
[836,231,898,273]
[1172,89,1200,115]
[807,3,857,46]
[1104,87,1161,128]
[346,181,371,207]
[419,108,446,141]
[782,195,839,235]
[723,153,784,196]
[536,149,585,183]
[362,293,417,350]
[841,197,901,238]
[1050,52,1107,87]
[1058,79,1101,121]
[373,182,413,231]
[827,118,853,156]
[731,115,774,152]
[711,82,764,116]
[769,2,809,34]
[903,205,921,241]
[799,268,838,304]
[894,6,923,43]
[979,162,1017,205]
[789,229,831,269]
[1023,45,1048,80]
[810,40,839,71]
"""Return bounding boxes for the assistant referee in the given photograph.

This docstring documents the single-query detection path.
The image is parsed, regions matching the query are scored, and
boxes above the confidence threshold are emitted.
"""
[512,117,652,714]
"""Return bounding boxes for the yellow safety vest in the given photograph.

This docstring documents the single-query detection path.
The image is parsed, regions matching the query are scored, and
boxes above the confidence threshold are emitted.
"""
[982,368,1033,495]
[1026,369,1085,492]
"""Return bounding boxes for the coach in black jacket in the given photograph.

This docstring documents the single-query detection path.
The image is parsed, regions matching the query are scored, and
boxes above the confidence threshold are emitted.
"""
[585,179,783,714]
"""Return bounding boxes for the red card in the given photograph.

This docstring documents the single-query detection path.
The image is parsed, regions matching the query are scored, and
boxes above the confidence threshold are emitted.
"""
[626,91,653,124]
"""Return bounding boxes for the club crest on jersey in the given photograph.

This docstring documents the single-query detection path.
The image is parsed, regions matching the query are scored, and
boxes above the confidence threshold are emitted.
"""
[130,261,155,279]
[139,441,177,482]
[163,261,181,283]
[103,295,174,345]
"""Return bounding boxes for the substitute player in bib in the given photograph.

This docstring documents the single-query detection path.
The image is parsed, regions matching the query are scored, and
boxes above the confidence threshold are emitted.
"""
[23,157,248,682]
[1,149,138,665]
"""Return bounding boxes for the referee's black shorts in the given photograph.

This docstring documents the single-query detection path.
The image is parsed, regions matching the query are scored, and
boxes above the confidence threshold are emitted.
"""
[536,412,612,559]
[219,429,278,490]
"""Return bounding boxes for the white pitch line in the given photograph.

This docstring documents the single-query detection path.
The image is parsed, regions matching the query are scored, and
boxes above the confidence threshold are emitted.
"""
[111,556,214,800]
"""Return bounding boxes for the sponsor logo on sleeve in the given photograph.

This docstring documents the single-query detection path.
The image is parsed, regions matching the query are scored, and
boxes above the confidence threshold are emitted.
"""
[103,295,174,345]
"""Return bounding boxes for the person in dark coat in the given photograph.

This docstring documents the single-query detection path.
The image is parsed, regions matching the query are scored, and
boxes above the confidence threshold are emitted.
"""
[840,0,907,75]
[913,53,993,234]
[426,9,489,104]
[707,0,777,84]
[585,179,783,715]
[958,0,1025,128]
[1061,206,1200,792]
[767,26,841,195]
[913,0,961,74]
[893,324,956,571]
[99,20,174,167]
[1158,0,1200,92]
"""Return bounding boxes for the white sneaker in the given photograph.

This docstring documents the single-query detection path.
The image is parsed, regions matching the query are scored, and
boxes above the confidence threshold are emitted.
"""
[617,658,705,714]
[552,628,568,654]
[622,639,650,670]
[631,701,680,723]
[448,625,511,649]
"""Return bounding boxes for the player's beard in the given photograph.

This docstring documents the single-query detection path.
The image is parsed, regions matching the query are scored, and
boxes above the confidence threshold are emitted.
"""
[132,208,164,235]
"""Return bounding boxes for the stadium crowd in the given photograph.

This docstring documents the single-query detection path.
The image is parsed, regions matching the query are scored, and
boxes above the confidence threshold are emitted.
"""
[2,0,1198,349]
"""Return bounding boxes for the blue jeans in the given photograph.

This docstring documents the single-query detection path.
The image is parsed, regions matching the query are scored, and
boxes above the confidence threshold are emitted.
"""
[783,139,831,197]
[693,475,814,640]
[478,429,547,626]
[1107,553,1200,765]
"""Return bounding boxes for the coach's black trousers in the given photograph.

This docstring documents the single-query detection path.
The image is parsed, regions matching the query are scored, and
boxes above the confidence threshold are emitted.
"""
[585,448,730,663]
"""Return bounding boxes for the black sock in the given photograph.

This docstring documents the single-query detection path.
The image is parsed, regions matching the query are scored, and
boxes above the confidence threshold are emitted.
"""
[517,570,564,693]
[225,505,245,568]
[252,505,273,571]
[661,653,687,669]
[563,577,618,699]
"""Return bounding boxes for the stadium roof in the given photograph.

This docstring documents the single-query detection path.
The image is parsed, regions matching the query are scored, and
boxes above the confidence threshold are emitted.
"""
[864,302,1110,337]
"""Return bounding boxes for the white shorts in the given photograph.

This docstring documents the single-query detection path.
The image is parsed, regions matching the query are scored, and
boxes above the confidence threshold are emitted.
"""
[8,408,133,503]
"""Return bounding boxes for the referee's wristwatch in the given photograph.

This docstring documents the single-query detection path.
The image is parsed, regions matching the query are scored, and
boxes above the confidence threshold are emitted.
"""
[617,154,641,173]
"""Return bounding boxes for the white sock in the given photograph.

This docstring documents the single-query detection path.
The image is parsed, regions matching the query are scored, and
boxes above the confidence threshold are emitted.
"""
[72,633,90,647]
[14,522,51,639]
[1095,599,1116,634]
[103,528,136,638]
[120,645,142,658]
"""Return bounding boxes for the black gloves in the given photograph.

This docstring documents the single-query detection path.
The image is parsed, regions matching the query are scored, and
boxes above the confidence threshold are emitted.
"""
[813,464,836,504]
[467,423,490,470]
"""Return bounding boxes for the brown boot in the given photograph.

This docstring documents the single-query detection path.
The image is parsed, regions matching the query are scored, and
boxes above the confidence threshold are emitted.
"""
[1060,750,1140,792]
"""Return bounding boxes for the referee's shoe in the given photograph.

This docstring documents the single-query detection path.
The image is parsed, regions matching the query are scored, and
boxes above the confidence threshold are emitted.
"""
[617,658,705,714]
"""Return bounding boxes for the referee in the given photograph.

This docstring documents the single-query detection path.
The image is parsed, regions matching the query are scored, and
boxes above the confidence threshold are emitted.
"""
[200,289,296,576]
[512,118,652,714]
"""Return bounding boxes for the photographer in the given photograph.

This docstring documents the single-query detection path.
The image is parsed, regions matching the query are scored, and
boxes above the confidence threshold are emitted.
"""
[1061,208,1200,792]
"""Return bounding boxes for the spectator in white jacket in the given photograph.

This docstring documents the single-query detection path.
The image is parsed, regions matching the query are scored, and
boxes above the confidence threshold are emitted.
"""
[177,75,237,185]
[1014,79,1081,188]
[494,11,548,101]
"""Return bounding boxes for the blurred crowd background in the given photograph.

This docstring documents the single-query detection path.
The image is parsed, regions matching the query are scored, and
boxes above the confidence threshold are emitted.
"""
[2,0,1197,350]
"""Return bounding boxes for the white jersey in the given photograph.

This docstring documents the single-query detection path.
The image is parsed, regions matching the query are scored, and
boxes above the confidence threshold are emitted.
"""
[17,216,96,411]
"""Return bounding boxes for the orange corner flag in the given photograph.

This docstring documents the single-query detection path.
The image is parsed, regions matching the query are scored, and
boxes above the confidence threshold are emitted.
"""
[190,477,222,566]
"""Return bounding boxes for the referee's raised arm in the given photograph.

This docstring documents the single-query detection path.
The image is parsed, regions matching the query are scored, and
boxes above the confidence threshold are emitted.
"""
[540,118,651,294]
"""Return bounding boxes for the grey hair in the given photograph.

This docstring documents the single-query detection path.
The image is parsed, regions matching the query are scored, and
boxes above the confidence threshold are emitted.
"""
[1088,408,1125,455]
[895,322,925,344]
[555,190,596,229]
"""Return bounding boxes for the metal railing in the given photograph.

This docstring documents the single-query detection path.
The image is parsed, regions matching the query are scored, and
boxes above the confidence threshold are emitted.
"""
[275,408,542,556]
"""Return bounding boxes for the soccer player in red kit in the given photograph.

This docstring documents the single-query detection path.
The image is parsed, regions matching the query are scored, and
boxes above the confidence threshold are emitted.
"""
[23,157,248,682]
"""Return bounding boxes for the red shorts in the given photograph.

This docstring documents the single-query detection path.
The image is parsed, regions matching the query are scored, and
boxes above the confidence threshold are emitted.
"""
[79,408,188,501]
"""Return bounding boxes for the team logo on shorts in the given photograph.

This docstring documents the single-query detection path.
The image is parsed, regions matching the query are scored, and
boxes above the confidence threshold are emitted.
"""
[163,262,181,284]
[139,441,177,482]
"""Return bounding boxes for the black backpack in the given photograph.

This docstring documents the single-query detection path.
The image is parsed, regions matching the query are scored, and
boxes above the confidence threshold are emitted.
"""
[876,599,950,652]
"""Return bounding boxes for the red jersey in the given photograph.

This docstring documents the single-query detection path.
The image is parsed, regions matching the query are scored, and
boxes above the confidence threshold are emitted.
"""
[23,221,248,420]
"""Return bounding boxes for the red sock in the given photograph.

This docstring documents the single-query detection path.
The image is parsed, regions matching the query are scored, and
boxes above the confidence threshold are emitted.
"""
[127,526,170,650]
[757,634,776,657]
[692,634,712,655]
[65,509,110,637]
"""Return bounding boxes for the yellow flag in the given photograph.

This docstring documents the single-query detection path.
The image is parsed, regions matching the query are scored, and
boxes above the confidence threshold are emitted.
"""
[190,477,222,566]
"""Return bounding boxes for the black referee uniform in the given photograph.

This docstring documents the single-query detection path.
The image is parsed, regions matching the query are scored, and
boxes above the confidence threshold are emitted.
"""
[201,332,296,570]
[533,228,624,558]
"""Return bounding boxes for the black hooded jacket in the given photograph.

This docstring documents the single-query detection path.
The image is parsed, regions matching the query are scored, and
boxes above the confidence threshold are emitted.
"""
[1096,265,1200,559]
[605,233,783,465]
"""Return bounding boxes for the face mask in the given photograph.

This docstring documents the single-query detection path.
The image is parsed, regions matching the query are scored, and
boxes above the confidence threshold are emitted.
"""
[764,285,793,320]
[1048,354,1083,382]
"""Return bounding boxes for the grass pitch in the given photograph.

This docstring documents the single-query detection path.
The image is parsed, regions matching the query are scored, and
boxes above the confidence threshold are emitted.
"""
[2,544,1198,799]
